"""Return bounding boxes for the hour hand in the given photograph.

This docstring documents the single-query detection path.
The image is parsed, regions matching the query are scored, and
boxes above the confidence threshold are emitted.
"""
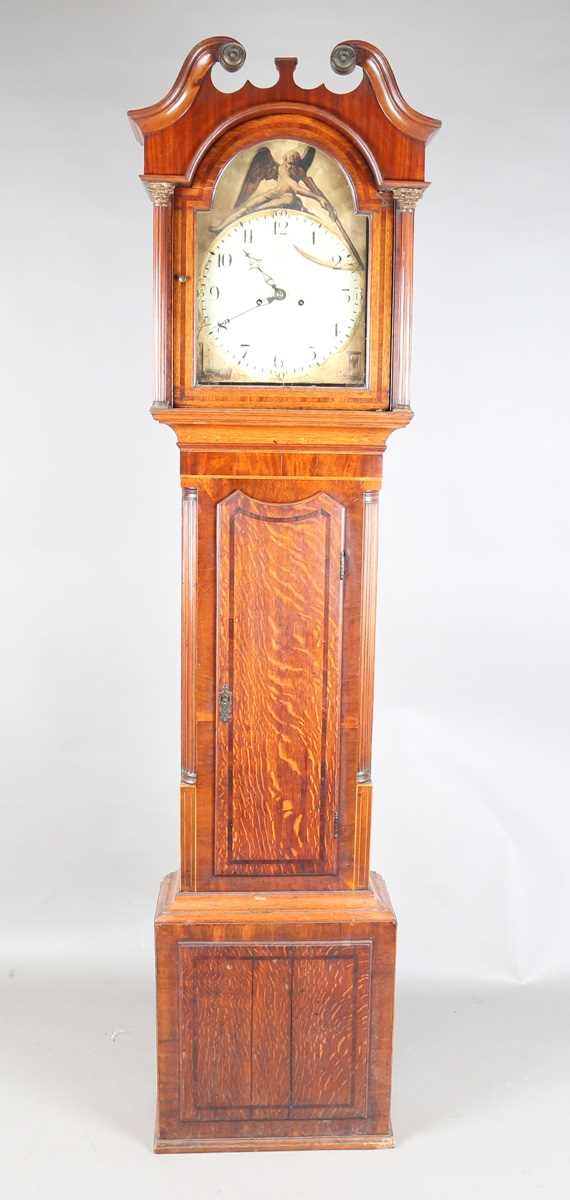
[243,249,278,290]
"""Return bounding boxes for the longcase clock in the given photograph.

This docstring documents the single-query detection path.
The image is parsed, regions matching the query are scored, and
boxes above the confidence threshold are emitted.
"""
[128,35,440,1154]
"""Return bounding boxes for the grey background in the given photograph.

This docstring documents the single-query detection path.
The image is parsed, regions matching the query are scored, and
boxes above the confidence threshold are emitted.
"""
[1,0,569,1196]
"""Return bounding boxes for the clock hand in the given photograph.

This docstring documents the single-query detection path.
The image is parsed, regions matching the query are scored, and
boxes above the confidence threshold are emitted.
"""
[242,250,280,290]
[217,290,286,330]
[292,244,355,271]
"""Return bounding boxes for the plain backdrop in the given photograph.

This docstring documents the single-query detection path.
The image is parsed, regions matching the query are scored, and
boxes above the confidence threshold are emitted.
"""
[1,1,569,1197]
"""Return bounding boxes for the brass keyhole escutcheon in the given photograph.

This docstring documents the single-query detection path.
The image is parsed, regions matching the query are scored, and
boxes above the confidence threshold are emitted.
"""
[219,684,232,722]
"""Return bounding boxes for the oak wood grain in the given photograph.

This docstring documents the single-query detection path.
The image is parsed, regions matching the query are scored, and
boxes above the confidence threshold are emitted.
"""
[177,941,371,1122]
[180,951,252,1118]
[215,491,344,878]
[251,957,291,1112]
[180,784,197,892]
[291,944,370,1117]
[179,475,365,893]
[155,876,396,1149]
[353,783,373,889]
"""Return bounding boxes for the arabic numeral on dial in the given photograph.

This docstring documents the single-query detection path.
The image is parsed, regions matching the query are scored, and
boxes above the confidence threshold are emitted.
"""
[342,288,352,302]
[242,227,253,244]
[311,229,317,245]
[217,252,232,268]
[273,218,288,236]
[332,253,342,266]
[309,346,317,361]
[239,345,249,362]
[273,354,284,369]
[209,285,220,299]
[334,323,339,338]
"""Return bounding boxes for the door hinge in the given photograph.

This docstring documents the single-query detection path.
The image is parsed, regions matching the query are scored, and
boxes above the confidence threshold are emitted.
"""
[340,550,347,580]
[333,813,340,838]
[219,684,232,722]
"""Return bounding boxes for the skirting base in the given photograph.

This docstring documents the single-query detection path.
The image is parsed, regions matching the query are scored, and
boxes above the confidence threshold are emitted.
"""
[154,1130,395,1153]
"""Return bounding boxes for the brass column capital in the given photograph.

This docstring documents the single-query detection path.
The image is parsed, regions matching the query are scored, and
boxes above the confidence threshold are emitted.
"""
[143,180,176,207]
[387,184,428,213]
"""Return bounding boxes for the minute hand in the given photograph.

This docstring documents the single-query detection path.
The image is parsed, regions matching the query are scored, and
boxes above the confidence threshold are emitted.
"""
[217,290,285,329]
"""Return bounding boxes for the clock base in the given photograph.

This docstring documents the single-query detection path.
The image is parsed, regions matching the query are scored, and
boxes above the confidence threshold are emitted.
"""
[154,1131,395,1153]
[154,870,397,1154]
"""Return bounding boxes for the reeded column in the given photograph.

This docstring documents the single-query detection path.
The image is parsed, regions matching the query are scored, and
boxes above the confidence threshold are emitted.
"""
[143,180,176,408]
[386,183,427,410]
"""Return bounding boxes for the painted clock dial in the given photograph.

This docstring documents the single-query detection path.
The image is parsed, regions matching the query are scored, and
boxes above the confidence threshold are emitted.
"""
[195,140,368,387]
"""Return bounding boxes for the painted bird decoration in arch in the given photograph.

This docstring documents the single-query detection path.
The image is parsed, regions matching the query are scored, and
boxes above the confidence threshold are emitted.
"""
[211,143,365,270]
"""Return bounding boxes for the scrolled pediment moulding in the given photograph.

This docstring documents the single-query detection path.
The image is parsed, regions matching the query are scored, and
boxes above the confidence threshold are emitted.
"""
[128,35,440,186]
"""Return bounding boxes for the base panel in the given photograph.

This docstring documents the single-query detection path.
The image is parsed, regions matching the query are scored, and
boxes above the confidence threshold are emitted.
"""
[154,871,397,1154]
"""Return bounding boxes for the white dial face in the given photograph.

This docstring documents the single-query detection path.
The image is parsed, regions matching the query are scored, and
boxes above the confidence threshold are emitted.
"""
[196,209,366,385]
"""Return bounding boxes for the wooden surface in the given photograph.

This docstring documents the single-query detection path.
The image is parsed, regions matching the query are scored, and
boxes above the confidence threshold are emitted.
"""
[155,1132,394,1153]
[130,36,440,414]
[129,36,440,181]
[155,871,396,1152]
[181,489,197,783]
[391,205,415,410]
[180,449,383,484]
[215,491,343,879]
[177,471,379,893]
[128,35,439,1155]
[353,782,373,889]
[180,783,198,891]
[178,942,369,1121]
[156,868,396,923]
[152,200,173,407]
[358,491,380,782]
[153,406,412,450]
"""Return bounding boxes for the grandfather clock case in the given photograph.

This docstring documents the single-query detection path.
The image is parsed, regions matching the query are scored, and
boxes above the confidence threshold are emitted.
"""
[129,37,440,1153]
